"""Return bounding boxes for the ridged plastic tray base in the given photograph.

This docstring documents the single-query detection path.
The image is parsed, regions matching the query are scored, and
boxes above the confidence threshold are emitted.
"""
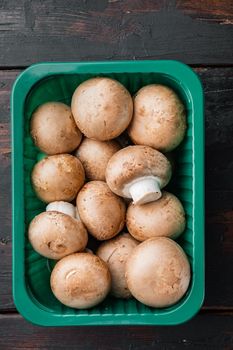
[12,61,204,326]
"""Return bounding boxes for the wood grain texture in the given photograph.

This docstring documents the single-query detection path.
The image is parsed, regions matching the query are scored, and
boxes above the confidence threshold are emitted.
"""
[0,70,17,311]
[0,313,233,350]
[1,67,233,311]
[0,0,233,66]
[177,0,233,22]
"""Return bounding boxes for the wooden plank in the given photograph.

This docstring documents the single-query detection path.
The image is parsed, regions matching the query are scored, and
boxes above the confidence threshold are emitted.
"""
[0,1,233,66]
[0,71,19,311]
[0,313,232,350]
[206,191,233,214]
[1,67,233,311]
[177,0,233,22]
[197,67,233,151]
[0,71,18,244]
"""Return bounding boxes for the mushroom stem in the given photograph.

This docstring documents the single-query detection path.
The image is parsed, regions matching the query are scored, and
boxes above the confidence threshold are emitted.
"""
[129,177,162,205]
[75,207,81,220]
[46,201,76,218]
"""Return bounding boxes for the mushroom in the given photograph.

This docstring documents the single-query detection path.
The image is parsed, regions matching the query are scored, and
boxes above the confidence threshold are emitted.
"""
[126,191,186,241]
[75,138,120,181]
[50,253,111,309]
[28,211,88,260]
[46,201,77,218]
[77,181,126,240]
[32,154,85,203]
[126,237,191,308]
[128,84,186,152]
[97,233,139,298]
[71,77,133,141]
[30,102,82,154]
[84,248,93,254]
[46,201,81,220]
[106,145,172,205]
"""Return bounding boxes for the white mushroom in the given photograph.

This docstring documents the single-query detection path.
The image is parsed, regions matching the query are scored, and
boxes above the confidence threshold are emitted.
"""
[28,211,88,260]
[97,233,139,298]
[50,253,111,309]
[126,237,191,308]
[75,138,120,181]
[71,77,133,141]
[126,191,186,241]
[106,145,172,205]
[128,84,186,152]
[30,102,82,154]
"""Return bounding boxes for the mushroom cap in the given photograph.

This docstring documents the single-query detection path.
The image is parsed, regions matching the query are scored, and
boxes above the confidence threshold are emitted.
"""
[75,138,120,181]
[97,233,139,298]
[105,145,172,197]
[128,84,186,152]
[50,253,111,309]
[126,237,191,308]
[126,191,186,241]
[71,77,133,141]
[77,181,126,240]
[28,211,88,260]
[30,102,82,155]
[32,154,85,203]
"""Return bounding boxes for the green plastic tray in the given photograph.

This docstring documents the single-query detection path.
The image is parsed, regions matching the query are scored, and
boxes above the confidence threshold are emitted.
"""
[12,61,204,326]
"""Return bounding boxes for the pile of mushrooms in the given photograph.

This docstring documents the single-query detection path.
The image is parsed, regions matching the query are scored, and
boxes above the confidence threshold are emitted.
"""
[29,77,190,310]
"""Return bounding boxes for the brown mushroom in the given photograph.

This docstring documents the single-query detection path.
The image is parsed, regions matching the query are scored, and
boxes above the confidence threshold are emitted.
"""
[77,181,126,240]
[97,233,139,298]
[126,237,191,308]
[75,138,120,181]
[28,211,88,260]
[128,84,186,152]
[126,191,186,241]
[50,253,111,309]
[32,154,85,203]
[106,145,172,205]
[71,77,133,141]
[30,102,82,154]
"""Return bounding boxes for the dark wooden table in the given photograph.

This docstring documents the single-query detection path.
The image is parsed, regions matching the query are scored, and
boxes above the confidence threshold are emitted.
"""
[1,1,233,349]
